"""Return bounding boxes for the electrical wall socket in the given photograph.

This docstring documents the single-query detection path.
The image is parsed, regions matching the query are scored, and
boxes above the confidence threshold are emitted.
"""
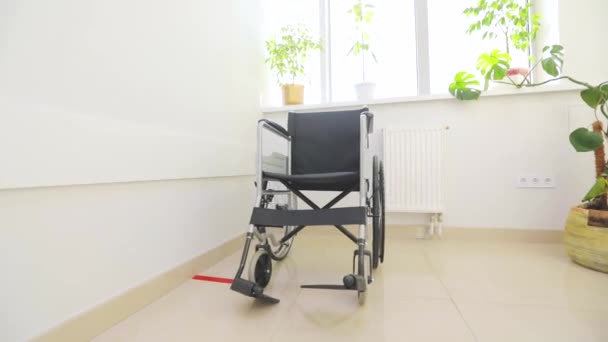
[517,176,556,188]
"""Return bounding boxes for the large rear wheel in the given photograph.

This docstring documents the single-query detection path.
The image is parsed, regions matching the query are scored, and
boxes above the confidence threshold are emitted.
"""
[372,156,385,269]
[379,161,386,263]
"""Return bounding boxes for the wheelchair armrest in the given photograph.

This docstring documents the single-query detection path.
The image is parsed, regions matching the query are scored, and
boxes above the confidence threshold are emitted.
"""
[258,119,290,139]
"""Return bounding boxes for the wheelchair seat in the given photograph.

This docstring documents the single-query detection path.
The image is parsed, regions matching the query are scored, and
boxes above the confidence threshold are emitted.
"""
[263,171,359,191]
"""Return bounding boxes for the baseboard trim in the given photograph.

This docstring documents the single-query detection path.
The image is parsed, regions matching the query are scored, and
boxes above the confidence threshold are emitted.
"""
[31,234,244,342]
[388,225,564,243]
[300,225,563,243]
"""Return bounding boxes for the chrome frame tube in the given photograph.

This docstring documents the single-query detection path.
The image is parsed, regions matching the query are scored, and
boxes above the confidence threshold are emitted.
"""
[359,113,369,240]
[256,120,291,192]
[287,138,296,210]
[255,120,292,236]
[256,122,264,198]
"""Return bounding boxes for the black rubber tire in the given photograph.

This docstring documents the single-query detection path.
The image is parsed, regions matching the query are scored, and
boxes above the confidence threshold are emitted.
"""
[250,250,272,288]
[372,156,382,269]
[379,161,385,263]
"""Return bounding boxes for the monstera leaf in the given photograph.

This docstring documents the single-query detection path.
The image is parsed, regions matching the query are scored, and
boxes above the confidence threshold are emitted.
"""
[541,45,564,77]
[449,72,481,100]
[477,49,512,84]
[569,127,603,152]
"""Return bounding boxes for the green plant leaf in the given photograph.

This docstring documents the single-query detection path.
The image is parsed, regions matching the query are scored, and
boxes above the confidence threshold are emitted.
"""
[581,88,603,108]
[541,45,564,77]
[580,85,608,109]
[347,0,375,58]
[582,177,608,202]
[569,127,603,152]
[264,23,321,85]
[476,49,511,81]
[449,72,482,100]
[464,0,541,53]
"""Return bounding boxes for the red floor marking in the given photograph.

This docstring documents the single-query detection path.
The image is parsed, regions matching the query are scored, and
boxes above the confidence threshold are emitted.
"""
[192,275,233,284]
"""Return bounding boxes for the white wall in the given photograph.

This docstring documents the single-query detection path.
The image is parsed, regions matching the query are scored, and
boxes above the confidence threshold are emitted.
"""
[265,89,595,230]
[0,176,254,341]
[0,0,261,189]
[558,0,608,85]
[0,0,262,340]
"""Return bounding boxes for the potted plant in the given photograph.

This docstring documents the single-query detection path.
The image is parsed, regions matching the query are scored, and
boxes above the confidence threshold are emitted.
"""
[564,78,608,273]
[449,0,541,95]
[347,0,378,101]
[265,24,321,105]
[451,41,608,272]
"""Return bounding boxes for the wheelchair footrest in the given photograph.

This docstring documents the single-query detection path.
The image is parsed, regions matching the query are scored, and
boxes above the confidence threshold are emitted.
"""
[300,284,355,291]
[250,207,367,227]
[230,277,280,304]
[301,274,366,292]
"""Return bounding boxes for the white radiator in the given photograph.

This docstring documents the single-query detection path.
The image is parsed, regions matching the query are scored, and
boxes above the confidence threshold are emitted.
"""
[383,128,447,214]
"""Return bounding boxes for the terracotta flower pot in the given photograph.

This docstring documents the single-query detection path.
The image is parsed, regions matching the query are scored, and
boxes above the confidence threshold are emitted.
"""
[564,206,608,273]
[281,84,304,105]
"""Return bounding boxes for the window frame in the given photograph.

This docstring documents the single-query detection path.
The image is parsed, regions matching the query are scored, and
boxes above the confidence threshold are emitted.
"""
[311,0,539,105]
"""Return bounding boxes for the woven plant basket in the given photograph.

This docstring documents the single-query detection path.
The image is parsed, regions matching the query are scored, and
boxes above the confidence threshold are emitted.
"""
[564,206,608,273]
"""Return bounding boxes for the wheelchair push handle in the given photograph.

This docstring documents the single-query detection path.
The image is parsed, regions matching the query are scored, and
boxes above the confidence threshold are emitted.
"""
[258,119,290,139]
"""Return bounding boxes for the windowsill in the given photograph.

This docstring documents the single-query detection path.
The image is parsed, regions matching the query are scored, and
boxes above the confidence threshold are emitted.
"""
[261,84,583,114]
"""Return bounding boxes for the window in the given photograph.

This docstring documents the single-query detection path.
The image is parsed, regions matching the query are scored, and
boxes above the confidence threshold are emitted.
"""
[427,1,496,94]
[262,0,548,107]
[329,0,418,102]
[428,0,531,94]
[260,0,321,106]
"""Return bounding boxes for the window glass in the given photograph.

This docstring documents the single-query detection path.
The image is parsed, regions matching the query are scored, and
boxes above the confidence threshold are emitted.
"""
[330,0,418,102]
[260,0,321,106]
[428,0,531,94]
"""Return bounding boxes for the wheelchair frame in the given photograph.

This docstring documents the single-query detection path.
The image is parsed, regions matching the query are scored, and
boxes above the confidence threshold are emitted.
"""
[230,110,384,305]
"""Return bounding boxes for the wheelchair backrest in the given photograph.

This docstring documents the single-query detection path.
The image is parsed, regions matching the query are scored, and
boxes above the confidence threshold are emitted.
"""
[287,108,367,175]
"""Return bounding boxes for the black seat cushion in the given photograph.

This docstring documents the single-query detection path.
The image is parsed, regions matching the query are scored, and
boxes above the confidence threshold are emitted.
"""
[263,171,359,191]
[250,206,366,226]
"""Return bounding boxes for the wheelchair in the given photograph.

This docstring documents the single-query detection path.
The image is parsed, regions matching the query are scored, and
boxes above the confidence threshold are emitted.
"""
[230,107,385,305]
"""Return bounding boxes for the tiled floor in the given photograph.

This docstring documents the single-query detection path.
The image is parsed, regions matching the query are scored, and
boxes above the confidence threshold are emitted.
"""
[94,228,608,342]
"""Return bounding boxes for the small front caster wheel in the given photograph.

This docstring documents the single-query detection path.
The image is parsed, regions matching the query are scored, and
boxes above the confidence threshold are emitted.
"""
[248,249,272,288]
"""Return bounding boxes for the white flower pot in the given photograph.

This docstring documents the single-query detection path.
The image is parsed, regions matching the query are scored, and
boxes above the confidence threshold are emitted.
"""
[354,82,376,101]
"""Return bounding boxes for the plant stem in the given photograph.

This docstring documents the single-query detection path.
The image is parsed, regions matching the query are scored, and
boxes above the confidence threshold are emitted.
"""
[592,121,608,209]
[361,32,366,82]
[517,59,543,87]
[520,76,594,89]
[593,122,605,177]
[601,103,608,121]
